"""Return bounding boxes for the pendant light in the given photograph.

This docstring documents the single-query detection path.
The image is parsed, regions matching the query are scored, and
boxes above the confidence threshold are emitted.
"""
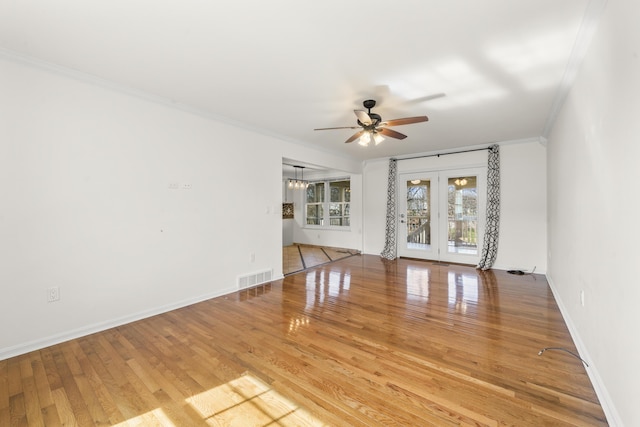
[288,166,309,189]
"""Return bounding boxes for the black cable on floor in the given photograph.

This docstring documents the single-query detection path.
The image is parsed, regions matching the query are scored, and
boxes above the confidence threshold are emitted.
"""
[538,347,589,367]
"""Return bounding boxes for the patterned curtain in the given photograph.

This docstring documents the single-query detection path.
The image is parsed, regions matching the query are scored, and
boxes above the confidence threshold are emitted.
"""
[380,159,398,260]
[477,144,500,270]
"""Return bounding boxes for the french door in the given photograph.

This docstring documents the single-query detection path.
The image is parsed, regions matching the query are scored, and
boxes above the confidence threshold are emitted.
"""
[398,168,485,264]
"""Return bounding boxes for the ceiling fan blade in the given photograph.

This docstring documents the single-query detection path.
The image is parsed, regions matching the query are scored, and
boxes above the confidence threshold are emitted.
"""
[314,126,361,130]
[378,128,407,140]
[345,130,365,143]
[354,110,372,126]
[381,116,429,127]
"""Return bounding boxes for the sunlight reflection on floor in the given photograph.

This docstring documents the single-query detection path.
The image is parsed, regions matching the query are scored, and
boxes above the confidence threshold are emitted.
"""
[113,374,326,426]
[112,408,175,427]
[186,373,326,426]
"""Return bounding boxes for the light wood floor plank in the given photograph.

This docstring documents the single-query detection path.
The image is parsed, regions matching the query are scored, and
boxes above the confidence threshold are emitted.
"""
[1,256,607,425]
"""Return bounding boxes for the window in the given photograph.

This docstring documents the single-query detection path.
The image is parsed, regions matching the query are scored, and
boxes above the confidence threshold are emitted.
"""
[305,182,324,226]
[305,179,350,227]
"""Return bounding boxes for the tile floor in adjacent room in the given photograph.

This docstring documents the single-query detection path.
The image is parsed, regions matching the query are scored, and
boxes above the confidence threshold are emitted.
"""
[282,244,360,275]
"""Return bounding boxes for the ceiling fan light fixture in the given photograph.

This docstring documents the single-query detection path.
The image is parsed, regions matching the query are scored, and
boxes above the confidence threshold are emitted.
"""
[373,132,384,145]
[359,132,371,146]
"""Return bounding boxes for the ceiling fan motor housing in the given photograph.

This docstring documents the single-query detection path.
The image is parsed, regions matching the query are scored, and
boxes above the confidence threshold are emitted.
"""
[363,99,377,109]
[358,112,382,129]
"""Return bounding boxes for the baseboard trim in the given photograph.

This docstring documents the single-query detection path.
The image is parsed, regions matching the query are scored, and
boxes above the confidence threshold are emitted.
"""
[546,274,622,426]
[0,285,238,361]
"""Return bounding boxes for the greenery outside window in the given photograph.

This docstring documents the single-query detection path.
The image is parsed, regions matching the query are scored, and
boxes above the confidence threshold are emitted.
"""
[306,182,324,226]
[305,179,350,227]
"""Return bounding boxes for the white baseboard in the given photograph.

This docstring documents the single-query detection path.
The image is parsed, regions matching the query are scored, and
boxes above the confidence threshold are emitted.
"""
[546,274,622,426]
[0,285,238,361]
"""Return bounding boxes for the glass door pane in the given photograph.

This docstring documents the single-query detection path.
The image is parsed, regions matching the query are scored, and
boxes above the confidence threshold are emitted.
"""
[398,174,438,259]
[446,176,478,255]
[407,180,431,250]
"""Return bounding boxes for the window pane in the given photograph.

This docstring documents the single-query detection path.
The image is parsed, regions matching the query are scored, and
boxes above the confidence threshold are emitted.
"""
[330,187,339,202]
[330,181,350,202]
[447,176,478,255]
[306,204,323,225]
[329,203,343,217]
[306,183,324,203]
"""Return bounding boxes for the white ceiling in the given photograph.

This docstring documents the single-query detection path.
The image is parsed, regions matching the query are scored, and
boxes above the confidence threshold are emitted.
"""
[0,0,598,162]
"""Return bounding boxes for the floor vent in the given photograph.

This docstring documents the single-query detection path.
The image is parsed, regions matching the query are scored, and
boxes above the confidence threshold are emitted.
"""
[238,269,273,289]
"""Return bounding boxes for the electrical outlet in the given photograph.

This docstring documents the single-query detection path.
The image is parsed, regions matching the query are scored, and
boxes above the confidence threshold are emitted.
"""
[182,183,192,190]
[250,252,255,262]
[168,182,179,190]
[47,287,60,302]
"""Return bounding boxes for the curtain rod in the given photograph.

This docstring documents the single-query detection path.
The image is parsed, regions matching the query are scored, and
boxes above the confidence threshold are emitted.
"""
[393,146,490,161]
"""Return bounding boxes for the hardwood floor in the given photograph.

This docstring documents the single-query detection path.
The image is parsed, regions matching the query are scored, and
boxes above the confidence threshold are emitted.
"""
[1,255,607,426]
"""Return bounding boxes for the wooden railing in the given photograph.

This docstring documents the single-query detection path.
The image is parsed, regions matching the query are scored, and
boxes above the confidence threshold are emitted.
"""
[408,220,430,244]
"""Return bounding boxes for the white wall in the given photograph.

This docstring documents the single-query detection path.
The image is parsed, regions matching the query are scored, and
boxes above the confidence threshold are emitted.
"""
[546,1,640,424]
[498,142,547,272]
[362,141,547,272]
[0,54,360,358]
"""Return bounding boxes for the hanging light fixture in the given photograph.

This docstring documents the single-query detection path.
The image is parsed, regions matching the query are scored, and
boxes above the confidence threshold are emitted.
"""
[288,166,309,189]
[454,178,468,186]
[288,168,295,188]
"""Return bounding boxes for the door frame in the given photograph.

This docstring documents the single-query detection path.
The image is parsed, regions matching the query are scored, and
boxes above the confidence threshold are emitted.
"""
[397,167,486,264]
[397,172,439,260]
